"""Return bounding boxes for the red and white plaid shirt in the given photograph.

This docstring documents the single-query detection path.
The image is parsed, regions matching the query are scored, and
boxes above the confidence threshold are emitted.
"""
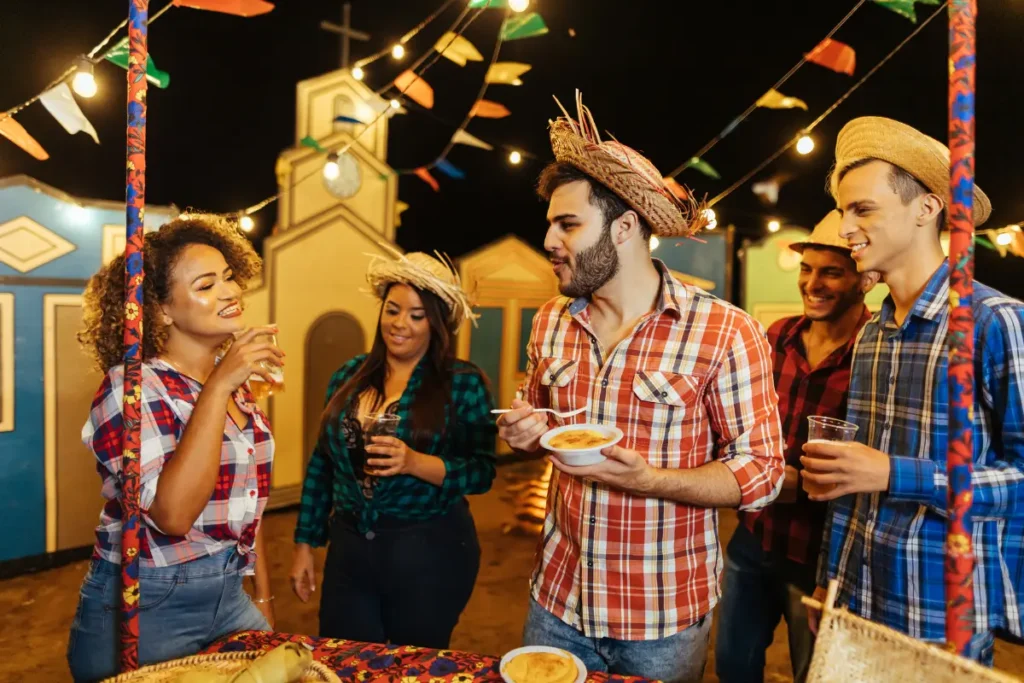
[523,261,785,640]
[83,359,274,574]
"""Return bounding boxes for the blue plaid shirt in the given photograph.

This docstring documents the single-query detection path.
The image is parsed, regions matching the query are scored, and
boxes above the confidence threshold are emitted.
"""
[818,260,1024,642]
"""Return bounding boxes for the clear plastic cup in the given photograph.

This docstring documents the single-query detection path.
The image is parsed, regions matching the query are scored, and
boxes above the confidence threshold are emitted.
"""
[803,416,858,497]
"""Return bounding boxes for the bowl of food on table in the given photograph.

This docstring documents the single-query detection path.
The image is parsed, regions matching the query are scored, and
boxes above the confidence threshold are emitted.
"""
[500,646,587,683]
[540,423,623,467]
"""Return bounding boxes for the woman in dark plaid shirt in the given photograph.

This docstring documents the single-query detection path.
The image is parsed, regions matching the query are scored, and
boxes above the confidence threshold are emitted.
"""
[290,249,497,649]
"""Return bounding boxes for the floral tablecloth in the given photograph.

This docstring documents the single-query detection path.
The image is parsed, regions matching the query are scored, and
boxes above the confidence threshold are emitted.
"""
[201,630,658,683]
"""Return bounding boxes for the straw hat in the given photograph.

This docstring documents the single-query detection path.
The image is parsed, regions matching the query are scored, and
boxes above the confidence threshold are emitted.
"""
[830,116,991,226]
[548,91,707,238]
[365,243,477,330]
[789,210,851,254]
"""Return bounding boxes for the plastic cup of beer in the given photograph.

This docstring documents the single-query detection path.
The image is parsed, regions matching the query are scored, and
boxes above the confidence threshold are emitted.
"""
[803,416,858,497]
[364,413,400,474]
[248,331,284,401]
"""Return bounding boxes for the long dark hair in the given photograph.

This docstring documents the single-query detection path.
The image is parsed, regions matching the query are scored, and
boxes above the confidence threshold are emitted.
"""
[319,282,455,451]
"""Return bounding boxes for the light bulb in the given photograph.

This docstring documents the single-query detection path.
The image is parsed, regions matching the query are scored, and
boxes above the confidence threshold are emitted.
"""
[705,219,718,231]
[650,236,660,251]
[702,208,716,223]
[351,66,364,81]
[323,154,341,180]
[239,215,255,232]
[72,62,97,99]
[508,150,522,165]
[768,220,781,233]
[796,135,815,155]
[509,0,529,11]
[391,44,406,60]
[996,231,1014,246]
[389,99,400,110]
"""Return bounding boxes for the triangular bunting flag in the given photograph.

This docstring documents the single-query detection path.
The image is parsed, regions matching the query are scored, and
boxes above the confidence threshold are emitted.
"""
[105,38,171,89]
[451,129,494,151]
[469,0,509,6]
[395,201,410,227]
[501,13,549,41]
[39,83,100,143]
[394,70,434,109]
[805,38,856,75]
[300,136,326,153]
[172,0,274,16]
[435,32,483,66]
[0,115,49,160]
[470,100,510,119]
[435,159,466,180]
[485,62,531,86]
[334,115,365,125]
[872,0,939,22]
[719,116,743,138]
[414,167,439,192]
[685,157,720,180]
[752,179,780,205]
[663,178,689,201]
[755,89,808,110]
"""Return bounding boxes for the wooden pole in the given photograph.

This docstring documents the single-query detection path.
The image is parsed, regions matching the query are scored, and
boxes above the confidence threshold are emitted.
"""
[945,0,977,657]
[120,0,149,671]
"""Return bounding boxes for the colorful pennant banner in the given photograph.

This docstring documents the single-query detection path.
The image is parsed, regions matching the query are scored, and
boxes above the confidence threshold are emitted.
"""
[501,13,549,41]
[171,0,274,16]
[470,100,511,119]
[0,115,49,160]
[873,0,940,22]
[435,32,483,66]
[486,62,531,86]
[105,38,171,89]
[756,89,808,110]
[451,129,494,151]
[40,83,100,143]
[414,167,440,191]
[435,159,465,179]
[805,38,856,75]
[684,156,720,180]
[394,70,434,109]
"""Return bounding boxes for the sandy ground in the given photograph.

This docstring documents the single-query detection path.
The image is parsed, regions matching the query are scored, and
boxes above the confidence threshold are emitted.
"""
[1,461,1022,682]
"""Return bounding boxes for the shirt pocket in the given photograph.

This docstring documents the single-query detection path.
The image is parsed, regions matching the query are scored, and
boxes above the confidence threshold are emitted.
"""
[631,370,704,464]
[537,358,579,416]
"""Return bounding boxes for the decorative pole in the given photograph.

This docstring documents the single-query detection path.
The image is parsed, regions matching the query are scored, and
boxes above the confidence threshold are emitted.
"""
[945,0,977,657]
[120,0,149,671]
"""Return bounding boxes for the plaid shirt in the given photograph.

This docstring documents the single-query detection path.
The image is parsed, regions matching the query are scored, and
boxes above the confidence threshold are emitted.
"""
[524,260,785,641]
[740,309,870,566]
[295,356,497,542]
[83,359,274,575]
[819,260,1024,641]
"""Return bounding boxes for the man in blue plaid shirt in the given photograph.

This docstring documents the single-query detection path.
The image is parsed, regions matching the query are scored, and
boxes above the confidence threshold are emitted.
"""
[800,116,1024,665]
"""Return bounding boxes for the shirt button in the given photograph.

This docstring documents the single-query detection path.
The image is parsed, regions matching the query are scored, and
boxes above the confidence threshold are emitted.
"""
[549,374,556,381]
[247,448,254,455]
[366,531,376,540]
[602,379,608,387]
[587,561,593,567]
[660,391,668,398]
[589,516,596,524]
[249,490,256,497]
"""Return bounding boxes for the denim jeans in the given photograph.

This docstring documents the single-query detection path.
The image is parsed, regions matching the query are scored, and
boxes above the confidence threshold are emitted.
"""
[66,547,270,682]
[715,524,817,683]
[522,598,712,683]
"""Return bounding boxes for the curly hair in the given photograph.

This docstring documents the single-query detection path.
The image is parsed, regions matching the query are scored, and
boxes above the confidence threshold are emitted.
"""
[79,213,263,373]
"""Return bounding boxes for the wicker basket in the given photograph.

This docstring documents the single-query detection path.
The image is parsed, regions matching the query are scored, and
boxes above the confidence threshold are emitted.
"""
[803,580,1020,683]
[99,650,341,683]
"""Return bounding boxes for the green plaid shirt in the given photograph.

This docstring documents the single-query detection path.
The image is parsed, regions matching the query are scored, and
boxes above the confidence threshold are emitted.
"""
[294,355,497,542]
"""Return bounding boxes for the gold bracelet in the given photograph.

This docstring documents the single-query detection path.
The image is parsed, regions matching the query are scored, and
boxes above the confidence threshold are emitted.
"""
[252,595,274,604]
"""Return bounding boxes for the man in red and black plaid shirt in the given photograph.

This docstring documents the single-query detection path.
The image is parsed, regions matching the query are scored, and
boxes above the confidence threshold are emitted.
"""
[715,210,879,683]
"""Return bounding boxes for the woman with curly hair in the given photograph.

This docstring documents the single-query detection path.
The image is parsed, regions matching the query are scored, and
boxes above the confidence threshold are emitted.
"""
[67,214,283,682]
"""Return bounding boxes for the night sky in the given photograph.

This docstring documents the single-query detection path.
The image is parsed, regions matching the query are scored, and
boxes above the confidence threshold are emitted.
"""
[3,0,1022,297]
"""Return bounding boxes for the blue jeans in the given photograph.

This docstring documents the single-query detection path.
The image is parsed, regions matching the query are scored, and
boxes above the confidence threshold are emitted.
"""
[66,547,270,682]
[715,525,816,683]
[522,598,712,683]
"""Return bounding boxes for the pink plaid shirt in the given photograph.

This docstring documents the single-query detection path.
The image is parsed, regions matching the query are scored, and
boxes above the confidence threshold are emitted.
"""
[524,261,785,640]
[83,359,274,575]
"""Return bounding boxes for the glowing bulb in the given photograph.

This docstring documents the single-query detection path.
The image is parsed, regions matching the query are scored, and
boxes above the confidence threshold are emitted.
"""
[71,60,97,99]
[996,231,1014,246]
[705,219,718,231]
[509,0,530,11]
[351,66,364,81]
[796,135,815,155]
[508,150,522,165]
[390,99,401,110]
[768,220,781,233]
[323,153,341,180]
[702,208,716,223]
[391,44,406,60]
[650,236,660,251]
[239,215,255,232]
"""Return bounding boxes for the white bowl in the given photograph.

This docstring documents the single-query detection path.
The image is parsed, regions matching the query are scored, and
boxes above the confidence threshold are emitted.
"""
[499,646,587,683]
[540,423,623,466]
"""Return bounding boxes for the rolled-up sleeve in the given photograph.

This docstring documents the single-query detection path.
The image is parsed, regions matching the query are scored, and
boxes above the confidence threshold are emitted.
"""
[705,316,786,511]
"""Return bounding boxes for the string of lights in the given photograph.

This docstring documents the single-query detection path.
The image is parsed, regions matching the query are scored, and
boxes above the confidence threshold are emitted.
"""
[705,1,947,220]
[664,0,868,180]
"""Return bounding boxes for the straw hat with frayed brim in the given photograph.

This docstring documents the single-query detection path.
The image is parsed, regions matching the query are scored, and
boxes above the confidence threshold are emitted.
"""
[548,91,708,238]
[365,243,477,330]
[830,116,991,227]
[790,210,852,254]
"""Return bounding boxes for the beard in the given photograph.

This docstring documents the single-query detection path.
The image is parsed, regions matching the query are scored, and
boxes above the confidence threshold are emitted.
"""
[559,224,620,298]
